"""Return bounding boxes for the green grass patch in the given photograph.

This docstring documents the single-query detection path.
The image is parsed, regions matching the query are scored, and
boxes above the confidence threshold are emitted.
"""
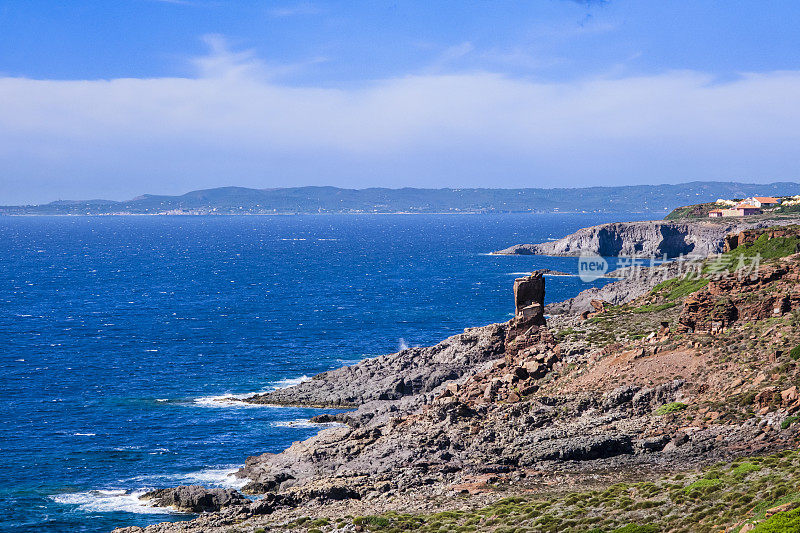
[631,302,679,314]
[650,276,710,301]
[684,478,723,492]
[655,402,688,415]
[732,462,762,478]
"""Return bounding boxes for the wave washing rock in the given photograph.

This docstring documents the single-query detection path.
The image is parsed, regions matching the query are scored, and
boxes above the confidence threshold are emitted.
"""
[494,219,800,258]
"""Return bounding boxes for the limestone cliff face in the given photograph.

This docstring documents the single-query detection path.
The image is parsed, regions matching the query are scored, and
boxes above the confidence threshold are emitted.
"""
[494,219,800,258]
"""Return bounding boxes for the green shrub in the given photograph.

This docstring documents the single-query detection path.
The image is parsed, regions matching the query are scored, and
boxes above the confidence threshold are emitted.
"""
[684,478,723,492]
[655,402,688,415]
[732,462,762,477]
[782,416,800,430]
[751,507,800,532]
[790,345,800,360]
[353,515,391,528]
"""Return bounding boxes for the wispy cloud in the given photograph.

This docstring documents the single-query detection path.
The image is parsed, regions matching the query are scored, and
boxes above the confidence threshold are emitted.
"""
[191,34,326,80]
[268,2,321,17]
[149,0,197,5]
[426,42,475,72]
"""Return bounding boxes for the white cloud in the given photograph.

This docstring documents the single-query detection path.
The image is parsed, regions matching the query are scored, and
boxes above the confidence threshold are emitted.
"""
[268,2,321,18]
[1,41,799,203]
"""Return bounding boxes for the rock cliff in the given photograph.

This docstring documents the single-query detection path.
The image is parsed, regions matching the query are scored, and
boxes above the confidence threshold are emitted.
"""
[494,218,800,258]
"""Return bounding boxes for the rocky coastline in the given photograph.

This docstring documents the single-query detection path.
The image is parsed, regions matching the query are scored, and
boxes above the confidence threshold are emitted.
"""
[114,226,800,533]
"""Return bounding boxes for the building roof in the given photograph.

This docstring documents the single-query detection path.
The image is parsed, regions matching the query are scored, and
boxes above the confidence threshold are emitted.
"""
[735,203,760,210]
[752,197,780,203]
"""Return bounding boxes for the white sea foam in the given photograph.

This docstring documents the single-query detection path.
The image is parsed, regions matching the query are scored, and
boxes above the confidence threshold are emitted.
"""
[271,375,311,389]
[272,419,345,429]
[51,489,175,515]
[177,467,248,489]
[192,394,259,408]
[192,375,311,407]
[131,465,247,489]
[73,432,96,436]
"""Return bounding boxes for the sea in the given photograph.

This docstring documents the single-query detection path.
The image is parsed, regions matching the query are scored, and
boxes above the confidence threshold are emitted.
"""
[0,213,653,532]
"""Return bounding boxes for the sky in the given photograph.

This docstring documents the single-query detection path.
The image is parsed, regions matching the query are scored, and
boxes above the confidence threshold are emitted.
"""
[1,1,799,204]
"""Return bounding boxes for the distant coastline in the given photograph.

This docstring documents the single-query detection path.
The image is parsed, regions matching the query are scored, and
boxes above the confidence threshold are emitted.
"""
[3,181,799,216]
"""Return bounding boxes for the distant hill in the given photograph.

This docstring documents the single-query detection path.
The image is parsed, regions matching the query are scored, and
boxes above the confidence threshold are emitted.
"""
[2,182,800,215]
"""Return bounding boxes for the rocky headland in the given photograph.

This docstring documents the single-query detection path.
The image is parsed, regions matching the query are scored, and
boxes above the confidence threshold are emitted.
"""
[114,226,800,533]
[493,217,800,258]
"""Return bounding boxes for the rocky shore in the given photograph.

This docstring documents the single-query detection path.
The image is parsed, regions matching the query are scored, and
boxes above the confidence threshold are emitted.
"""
[114,227,800,533]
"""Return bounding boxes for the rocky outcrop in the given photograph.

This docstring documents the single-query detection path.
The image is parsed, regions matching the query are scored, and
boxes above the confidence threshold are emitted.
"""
[495,219,800,258]
[678,254,800,334]
[513,270,546,324]
[245,323,507,407]
[139,486,248,513]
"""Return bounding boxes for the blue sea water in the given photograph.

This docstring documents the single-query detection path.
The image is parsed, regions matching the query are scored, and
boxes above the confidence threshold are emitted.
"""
[0,213,652,533]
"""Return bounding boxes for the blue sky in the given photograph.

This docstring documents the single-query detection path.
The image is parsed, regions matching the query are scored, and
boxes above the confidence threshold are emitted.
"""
[1,1,799,203]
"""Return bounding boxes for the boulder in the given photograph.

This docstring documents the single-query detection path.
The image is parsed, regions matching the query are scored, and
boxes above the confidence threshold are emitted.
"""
[140,485,248,513]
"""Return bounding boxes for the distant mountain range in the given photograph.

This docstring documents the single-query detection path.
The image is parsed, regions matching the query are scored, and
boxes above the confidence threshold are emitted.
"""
[2,182,799,215]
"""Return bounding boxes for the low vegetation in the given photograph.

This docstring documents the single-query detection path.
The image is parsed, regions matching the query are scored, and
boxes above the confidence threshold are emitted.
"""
[649,277,709,301]
[664,202,720,220]
[286,451,800,533]
[655,402,688,415]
